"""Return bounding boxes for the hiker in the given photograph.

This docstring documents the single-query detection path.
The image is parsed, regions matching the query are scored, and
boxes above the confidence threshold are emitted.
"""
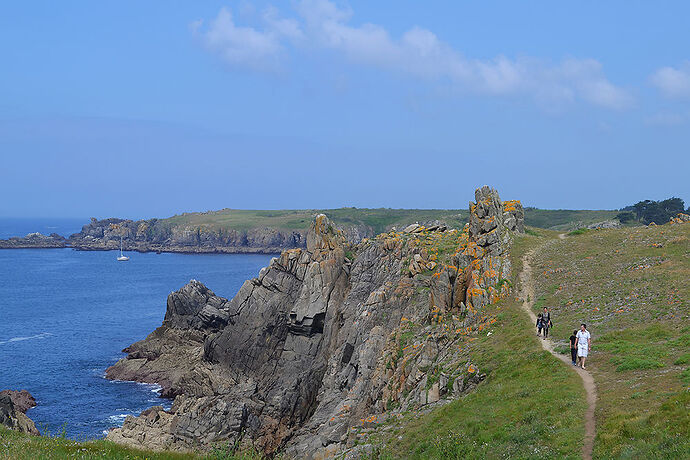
[541,307,552,339]
[536,313,543,336]
[575,323,591,369]
[569,329,578,365]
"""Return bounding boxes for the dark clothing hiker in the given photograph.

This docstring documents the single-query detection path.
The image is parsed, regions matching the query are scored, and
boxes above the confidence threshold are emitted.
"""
[569,331,577,365]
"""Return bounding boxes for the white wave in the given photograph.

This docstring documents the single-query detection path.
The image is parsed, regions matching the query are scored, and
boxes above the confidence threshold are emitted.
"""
[0,332,52,345]
[107,414,129,424]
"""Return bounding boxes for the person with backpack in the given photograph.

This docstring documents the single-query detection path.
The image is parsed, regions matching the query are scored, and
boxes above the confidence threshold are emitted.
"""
[536,313,543,336]
[541,307,553,339]
[575,323,592,369]
[569,330,578,365]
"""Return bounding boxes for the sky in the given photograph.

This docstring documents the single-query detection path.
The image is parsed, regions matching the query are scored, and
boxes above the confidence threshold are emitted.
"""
[1,1,689,219]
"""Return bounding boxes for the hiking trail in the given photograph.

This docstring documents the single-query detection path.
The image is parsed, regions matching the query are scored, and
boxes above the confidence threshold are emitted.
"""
[518,234,597,460]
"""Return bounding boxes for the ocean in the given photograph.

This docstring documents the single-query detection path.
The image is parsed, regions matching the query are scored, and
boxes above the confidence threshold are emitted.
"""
[0,219,274,439]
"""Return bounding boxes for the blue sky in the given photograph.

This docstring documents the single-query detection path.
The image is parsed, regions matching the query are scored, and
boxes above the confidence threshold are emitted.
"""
[1,1,689,219]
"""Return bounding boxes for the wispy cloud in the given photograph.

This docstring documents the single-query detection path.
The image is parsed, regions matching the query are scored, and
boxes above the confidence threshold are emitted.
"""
[192,7,301,72]
[650,62,690,99]
[192,1,632,110]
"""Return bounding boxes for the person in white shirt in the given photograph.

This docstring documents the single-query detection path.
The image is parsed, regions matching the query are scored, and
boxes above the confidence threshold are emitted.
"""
[575,323,591,369]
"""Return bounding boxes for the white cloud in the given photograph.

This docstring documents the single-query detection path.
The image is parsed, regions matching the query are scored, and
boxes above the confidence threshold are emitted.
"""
[193,1,632,109]
[192,7,299,72]
[650,63,690,99]
[262,6,304,42]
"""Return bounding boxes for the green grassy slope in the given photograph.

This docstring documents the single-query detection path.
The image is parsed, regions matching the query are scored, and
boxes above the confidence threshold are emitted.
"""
[530,223,690,459]
[162,208,469,234]
[0,426,267,460]
[0,426,194,459]
[370,231,586,459]
[159,207,620,234]
[524,208,619,231]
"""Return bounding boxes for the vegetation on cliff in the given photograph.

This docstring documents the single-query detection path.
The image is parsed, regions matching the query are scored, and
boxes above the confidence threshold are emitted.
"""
[360,230,586,459]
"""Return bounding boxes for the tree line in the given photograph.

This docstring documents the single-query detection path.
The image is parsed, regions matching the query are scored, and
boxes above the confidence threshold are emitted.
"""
[617,197,688,224]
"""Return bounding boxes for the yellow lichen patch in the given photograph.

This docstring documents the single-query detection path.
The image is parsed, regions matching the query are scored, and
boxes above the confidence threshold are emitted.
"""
[464,241,484,259]
[503,200,521,212]
[467,287,484,298]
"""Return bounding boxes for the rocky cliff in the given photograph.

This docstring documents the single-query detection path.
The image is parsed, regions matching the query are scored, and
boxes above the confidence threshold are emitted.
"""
[105,187,524,457]
[67,217,308,254]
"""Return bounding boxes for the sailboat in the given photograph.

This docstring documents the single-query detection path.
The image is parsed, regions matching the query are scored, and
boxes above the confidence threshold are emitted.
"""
[117,235,130,261]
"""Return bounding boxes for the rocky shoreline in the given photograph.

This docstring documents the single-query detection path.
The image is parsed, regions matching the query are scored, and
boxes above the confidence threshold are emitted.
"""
[0,215,442,255]
[0,234,283,254]
[0,217,373,254]
[103,186,525,458]
[0,233,68,249]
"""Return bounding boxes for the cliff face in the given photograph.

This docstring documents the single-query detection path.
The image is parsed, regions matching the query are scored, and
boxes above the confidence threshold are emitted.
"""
[105,187,524,457]
[68,218,308,253]
[67,217,381,254]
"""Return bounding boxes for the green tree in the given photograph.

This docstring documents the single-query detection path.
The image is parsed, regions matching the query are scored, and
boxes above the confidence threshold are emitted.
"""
[631,197,685,224]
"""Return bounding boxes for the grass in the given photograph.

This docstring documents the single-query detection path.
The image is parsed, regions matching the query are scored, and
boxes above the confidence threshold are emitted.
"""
[0,426,195,459]
[524,208,620,231]
[529,222,690,459]
[154,207,627,236]
[162,208,470,234]
[0,426,268,459]
[369,231,586,459]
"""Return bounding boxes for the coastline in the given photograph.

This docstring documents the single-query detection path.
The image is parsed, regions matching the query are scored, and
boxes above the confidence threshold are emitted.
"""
[0,243,285,255]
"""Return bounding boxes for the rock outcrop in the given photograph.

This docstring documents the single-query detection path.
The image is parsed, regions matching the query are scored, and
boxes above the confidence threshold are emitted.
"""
[587,220,621,229]
[0,390,39,435]
[0,233,67,249]
[105,187,524,457]
[670,212,690,224]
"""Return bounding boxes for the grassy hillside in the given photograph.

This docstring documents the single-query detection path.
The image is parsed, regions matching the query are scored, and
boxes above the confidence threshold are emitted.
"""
[0,426,192,459]
[523,208,619,231]
[0,426,266,459]
[159,207,621,234]
[530,223,690,458]
[163,208,469,234]
[368,231,587,459]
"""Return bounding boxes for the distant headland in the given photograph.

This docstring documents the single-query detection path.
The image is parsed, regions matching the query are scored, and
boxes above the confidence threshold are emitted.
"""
[0,207,624,254]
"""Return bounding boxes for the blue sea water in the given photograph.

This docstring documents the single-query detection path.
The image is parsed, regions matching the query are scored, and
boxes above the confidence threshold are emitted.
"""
[0,242,274,439]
